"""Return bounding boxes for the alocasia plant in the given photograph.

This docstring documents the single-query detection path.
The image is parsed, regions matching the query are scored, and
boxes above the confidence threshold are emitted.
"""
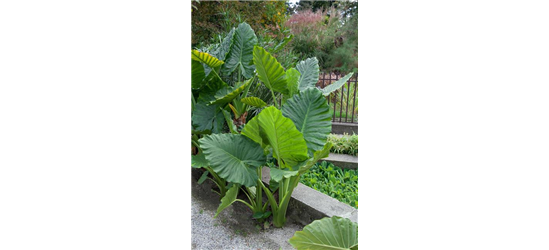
[192,22,353,227]
[198,45,334,227]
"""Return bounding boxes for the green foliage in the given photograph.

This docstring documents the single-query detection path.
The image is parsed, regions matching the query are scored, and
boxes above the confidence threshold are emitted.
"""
[192,1,287,46]
[199,133,266,187]
[240,97,267,108]
[282,88,331,155]
[253,46,288,94]
[327,133,358,156]
[191,21,341,228]
[221,23,257,78]
[296,57,320,91]
[321,72,354,96]
[254,106,308,168]
[300,161,358,208]
[288,216,358,250]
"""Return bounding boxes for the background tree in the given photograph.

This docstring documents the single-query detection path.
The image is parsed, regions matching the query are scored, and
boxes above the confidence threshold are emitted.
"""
[285,0,358,73]
[294,0,337,13]
[191,1,287,47]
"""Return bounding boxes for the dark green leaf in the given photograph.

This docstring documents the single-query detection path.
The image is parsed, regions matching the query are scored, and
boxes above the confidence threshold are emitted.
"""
[296,57,319,91]
[253,46,288,94]
[215,184,239,217]
[191,50,224,68]
[192,60,205,89]
[222,23,257,78]
[199,134,266,187]
[282,88,331,155]
[288,216,358,250]
[241,97,267,108]
[197,171,209,184]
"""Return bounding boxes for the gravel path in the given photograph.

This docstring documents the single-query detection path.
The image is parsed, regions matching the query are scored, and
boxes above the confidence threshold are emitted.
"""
[191,175,303,250]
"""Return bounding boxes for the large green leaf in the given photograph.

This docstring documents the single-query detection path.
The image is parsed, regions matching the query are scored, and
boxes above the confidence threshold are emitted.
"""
[191,102,217,132]
[210,79,252,106]
[321,73,354,96]
[215,28,235,61]
[191,153,209,169]
[215,184,239,217]
[296,57,320,91]
[191,50,224,68]
[269,167,299,182]
[298,142,332,174]
[222,22,257,78]
[241,115,265,148]
[285,68,301,98]
[241,97,267,108]
[282,88,331,155]
[253,46,288,94]
[191,60,205,89]
[256,107,308,168]
[288,216,358,250]
[199,134,266,187]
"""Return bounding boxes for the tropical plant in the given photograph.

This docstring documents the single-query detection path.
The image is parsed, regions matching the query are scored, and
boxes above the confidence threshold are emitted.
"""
[288,216,358,250]
[192,22,354,228]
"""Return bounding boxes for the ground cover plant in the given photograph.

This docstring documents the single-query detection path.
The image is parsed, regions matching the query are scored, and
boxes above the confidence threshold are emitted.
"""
[191,22,353,228]
[300,161,358,208]
[327,133,358,156]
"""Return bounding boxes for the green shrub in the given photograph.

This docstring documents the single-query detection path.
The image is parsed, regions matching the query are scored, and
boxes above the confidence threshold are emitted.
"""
[300,161,358,208]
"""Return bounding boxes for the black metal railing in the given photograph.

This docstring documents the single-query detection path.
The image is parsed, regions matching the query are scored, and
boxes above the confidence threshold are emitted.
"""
[317,72,358,123]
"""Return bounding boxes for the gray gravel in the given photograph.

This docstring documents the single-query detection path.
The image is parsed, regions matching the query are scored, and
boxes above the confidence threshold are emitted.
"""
[191,175,303,250]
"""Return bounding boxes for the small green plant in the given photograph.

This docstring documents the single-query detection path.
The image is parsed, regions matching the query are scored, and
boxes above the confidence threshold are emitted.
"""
[327,133,358,156]
[300,161,358,208]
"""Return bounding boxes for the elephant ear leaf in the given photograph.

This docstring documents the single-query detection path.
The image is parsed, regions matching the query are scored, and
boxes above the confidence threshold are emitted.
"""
[199,134,266,187]
[241,97,267,108]
[191,60,205,89]
[282,88,331,155]
[256,107,308,168]
[269,167,298,183]
[191,50,224,68]
[298,142,332,174]
[191,153,209,169]
[241,115,265,148]
[210,79,253,106]
[296,57,319,91]
[320,72,354,96]
[191,102,217,132]
[285,68,300,98]
[253,46,288,94]
[214,27,235,61]
[222,22,257,78]
[288,216,358,250]
[215,184,239,218]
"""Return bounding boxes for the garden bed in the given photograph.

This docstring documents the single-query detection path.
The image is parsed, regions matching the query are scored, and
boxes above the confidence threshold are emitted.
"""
[300,161,358,208]
[192,166,358,249]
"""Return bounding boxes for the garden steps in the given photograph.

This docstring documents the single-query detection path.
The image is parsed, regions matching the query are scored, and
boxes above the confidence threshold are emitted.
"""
[325,153,358,170]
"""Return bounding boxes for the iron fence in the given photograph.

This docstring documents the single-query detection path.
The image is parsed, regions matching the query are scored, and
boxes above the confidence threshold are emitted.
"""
[317,72,358,123]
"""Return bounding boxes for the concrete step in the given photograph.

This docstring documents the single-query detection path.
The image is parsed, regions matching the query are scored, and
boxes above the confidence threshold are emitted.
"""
[331,122,358,134]
[324,153,358,170]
